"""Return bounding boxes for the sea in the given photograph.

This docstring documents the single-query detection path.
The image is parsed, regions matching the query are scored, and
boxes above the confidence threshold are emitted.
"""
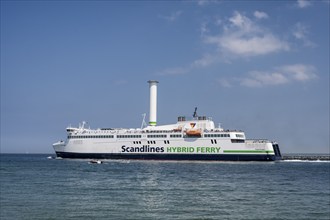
[0,154,329,220]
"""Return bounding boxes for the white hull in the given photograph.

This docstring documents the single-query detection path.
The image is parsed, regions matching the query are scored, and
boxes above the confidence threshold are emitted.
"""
[53,129,281,161]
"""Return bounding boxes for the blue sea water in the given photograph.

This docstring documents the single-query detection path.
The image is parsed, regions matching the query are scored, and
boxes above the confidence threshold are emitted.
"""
[0,154,329,220]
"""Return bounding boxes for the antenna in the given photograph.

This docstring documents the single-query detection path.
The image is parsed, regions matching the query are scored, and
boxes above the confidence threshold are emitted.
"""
[141,113,147,129]
[193,107,198,118]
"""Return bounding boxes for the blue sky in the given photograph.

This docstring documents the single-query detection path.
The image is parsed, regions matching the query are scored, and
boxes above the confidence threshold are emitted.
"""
[1,0,329,154]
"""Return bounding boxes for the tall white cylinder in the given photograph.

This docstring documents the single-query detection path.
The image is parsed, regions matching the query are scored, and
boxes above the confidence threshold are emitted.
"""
[148,80,158,126]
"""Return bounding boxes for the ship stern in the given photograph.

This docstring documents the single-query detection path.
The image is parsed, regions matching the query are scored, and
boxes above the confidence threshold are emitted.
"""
[272,142,282,160]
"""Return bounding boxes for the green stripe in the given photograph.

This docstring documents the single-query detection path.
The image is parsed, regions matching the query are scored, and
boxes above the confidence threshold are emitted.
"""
[224,150,274,154]
[149,121,157,126]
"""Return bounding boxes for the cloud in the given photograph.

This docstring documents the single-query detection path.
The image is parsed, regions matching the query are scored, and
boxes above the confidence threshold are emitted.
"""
[293,23,307,40]
[200,22,209,37]
[217,78,232,88]
[197,0,209,6]
[158,11,182,22]
[297,0,312,8]
[240,71,289,87]
[197,0,219,6]
[229,11,250,27]
[204,11,289,58]
[254,11,269,19]
[238,64,317,88]
[211,33,289,56]
[157,54,217,76]
[278,64,317,82]
[292,22,316,47]
[158,11,291,76]
[191,54,217,67]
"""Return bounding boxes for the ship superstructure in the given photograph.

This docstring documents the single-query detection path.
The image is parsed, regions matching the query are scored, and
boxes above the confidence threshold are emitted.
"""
[53,81,282,161]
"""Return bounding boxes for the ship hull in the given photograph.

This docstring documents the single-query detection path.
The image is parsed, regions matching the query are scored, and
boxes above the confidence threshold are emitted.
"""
[53,137,282,161]
[55,151,279,161]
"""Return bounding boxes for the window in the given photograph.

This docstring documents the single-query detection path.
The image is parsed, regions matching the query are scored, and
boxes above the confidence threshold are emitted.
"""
[205,133,229,138]
[117,135,141,138]
[231,139,245,143]
[170,134,182,138]
[147,134,166,138]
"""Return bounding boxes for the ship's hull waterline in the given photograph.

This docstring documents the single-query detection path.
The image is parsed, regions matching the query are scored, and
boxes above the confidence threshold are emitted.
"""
[55,152,279,161]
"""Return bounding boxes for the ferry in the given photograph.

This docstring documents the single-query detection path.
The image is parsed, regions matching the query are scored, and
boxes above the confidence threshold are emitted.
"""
[53,80,282,161]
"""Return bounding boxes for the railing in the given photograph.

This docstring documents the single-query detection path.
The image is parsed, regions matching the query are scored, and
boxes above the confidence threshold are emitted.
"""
[245,139,270,144]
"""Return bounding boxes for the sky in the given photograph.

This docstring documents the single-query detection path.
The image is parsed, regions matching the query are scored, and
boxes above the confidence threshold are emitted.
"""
[1,0,329,154]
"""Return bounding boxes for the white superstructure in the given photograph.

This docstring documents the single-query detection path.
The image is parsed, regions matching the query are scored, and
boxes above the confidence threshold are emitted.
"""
[53,81,281,161]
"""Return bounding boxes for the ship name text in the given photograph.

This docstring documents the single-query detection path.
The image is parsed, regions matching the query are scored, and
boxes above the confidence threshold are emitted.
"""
[121,146,221,154]
[166,147,221,153]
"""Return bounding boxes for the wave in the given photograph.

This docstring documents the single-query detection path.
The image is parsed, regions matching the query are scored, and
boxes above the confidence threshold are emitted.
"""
[282,159,330,163]
[282,155,330,162]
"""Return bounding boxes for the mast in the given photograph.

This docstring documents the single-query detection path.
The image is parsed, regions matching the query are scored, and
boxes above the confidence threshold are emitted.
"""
[193,107,198,118]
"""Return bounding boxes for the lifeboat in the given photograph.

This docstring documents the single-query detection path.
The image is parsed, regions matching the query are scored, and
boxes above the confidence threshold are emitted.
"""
[185,129,202,137]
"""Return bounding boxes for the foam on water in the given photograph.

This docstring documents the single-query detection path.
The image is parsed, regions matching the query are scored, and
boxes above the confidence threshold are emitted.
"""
[282,159,330,163]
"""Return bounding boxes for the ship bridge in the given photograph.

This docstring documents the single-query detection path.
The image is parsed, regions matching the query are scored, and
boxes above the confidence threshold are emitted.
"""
[176,115,216,131]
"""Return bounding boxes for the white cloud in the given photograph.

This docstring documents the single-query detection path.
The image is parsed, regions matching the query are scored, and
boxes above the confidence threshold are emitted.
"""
[197,0,209,6]
[158,11,291,77]
[157,54,217,76]
[192,54,217,67]
[297,0,312,8]
[215,34,289,56]
[229,11,248,27]
[159,11,319,80]
[215,17,222,26]
[226,11,259,34]
[238,64,317,88]
[292,22,316,47]
[197,0,219,6]
[293,23,307,40]
[277,64,317,82]
[205,11,289,57]
[200,22,209,37]
[254,11,269,19]
[217,78,232,88]
[240,72,289,87]
[159,11,182,22]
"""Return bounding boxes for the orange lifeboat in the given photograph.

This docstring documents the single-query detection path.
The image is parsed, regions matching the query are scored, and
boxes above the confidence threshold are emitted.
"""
[185,129,202,137]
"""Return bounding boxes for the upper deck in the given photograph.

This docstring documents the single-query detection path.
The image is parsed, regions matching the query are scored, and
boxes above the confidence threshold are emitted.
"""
[65,122,246,141]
